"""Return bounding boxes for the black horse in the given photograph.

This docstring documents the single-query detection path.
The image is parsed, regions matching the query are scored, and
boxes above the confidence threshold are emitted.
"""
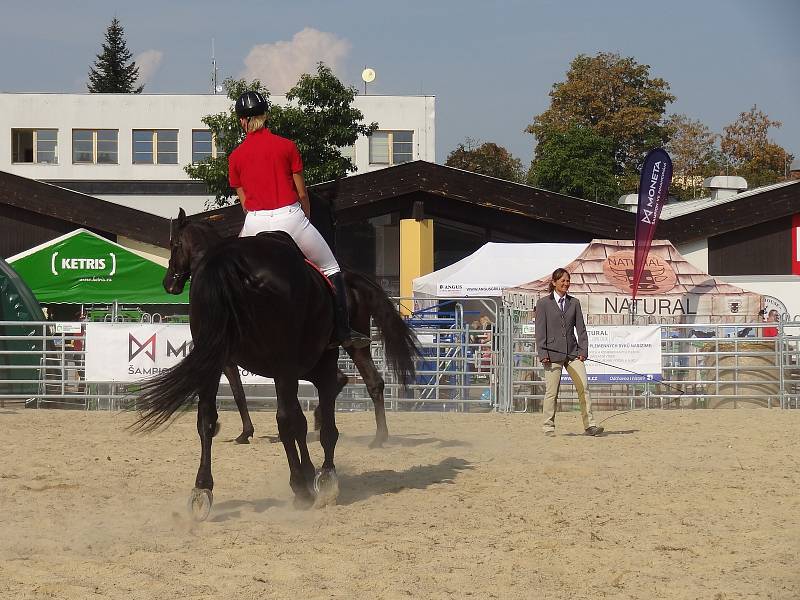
[134,209,418,518]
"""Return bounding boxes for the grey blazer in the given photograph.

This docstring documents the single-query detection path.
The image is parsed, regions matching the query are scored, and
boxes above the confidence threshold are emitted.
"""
[534,292,589,363]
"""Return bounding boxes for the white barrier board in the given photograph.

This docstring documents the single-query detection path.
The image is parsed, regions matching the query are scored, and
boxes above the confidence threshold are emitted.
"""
[85,322,273,384]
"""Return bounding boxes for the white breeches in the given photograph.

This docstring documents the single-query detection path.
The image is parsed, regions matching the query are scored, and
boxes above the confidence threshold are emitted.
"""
[239,202,340,276]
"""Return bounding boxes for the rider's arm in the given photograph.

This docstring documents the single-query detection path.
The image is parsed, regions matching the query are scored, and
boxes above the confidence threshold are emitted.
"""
[293,172,311,218]
[235,187,248,213]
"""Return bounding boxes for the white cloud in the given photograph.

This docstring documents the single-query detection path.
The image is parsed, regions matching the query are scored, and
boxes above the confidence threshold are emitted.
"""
[240,28,350,93]
[135,50,164,86]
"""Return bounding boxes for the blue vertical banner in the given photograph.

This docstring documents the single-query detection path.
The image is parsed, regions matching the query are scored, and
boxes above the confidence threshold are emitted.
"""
[632,149,673,299]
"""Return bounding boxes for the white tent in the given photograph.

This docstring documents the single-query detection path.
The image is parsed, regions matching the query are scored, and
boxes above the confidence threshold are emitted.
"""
[412,242,588,298]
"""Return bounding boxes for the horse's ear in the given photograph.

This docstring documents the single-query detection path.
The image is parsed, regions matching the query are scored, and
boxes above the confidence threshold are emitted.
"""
[177,207,186,224]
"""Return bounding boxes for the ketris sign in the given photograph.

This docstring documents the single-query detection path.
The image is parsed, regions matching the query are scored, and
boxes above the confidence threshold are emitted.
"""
[51,251,116,282]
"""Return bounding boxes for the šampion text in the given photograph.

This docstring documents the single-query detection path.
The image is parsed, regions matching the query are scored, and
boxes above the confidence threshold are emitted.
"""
[129,366,170,376]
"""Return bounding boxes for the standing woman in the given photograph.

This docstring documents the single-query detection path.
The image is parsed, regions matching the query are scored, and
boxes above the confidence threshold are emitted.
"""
[534,268,603,436]
[228,90,370,349]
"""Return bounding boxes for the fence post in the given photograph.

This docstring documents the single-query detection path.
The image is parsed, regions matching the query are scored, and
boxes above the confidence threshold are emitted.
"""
[778,321,785,409]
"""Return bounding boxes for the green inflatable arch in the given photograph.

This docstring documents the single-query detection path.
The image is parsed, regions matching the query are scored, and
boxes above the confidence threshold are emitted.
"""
[0,257,45,398]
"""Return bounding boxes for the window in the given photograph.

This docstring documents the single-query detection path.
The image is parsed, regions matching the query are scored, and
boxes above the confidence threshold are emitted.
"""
[132,129,178,164]
[191,130,220,163]
[12,129,58,164]
[369,130,413,165]
[72,129,118,164]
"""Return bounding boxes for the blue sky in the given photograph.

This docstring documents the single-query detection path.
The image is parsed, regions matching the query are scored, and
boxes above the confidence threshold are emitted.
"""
[3,0,798,166]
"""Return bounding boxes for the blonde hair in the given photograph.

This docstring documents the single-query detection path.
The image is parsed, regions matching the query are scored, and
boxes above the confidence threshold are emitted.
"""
[244,114,267,133]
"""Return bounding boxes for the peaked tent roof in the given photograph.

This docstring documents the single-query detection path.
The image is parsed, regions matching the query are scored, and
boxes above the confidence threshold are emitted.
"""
[413,242,588,297]
[7,229,188,304]
[504,239,764,323]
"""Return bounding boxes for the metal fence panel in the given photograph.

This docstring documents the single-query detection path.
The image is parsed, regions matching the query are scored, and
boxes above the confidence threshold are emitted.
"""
[2,315,797,412]
[503,309,790,413]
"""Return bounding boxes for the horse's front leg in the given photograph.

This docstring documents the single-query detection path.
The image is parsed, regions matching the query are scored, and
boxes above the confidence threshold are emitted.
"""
[348,346,388,448]
[224,363,254,444]
[275,377,315,509]
[313,368,348,431]
[190,380,220,521]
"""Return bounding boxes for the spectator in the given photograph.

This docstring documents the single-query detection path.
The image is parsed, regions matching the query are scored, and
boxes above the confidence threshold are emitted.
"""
[763,309,779,338]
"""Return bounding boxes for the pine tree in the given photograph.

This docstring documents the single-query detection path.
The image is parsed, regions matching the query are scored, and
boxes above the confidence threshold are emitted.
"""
[87,18,143,93]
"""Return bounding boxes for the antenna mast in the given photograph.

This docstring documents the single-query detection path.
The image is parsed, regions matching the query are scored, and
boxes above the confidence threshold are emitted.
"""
[211,38,218,94]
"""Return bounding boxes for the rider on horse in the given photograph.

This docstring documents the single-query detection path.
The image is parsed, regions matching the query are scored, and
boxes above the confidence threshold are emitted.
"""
[228,90,370,349]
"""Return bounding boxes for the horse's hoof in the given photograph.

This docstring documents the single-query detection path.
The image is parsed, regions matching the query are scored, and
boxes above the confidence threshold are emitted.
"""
[313,468,339,508]
[234,433,251,444]
[293,494,314,511]
[188,488,213,521]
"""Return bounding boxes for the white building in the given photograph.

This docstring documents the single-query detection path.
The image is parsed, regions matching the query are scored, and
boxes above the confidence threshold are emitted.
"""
[0,93,435,217]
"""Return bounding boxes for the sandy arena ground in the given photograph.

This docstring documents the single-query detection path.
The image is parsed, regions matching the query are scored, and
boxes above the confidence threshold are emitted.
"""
[0,407,798,600]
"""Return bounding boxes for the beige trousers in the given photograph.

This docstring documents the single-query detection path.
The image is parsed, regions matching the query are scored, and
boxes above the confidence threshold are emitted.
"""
[542,359,596,431]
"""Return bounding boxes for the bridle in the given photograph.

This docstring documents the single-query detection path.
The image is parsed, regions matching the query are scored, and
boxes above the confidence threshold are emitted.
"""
[168,219,191,284]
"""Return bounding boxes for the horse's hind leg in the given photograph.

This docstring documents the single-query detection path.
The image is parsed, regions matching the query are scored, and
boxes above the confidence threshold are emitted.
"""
[348,346,388,448]
[224,363,254,443]
[190,378,220,521]
[274,377,315,509]
[308,351,341,507]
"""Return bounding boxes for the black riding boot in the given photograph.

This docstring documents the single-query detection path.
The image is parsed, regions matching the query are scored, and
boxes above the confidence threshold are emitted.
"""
[329,273,371,349]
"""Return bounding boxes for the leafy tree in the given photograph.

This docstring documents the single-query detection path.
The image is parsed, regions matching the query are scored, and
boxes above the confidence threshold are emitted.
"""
[527,124,620,204]
[665,114,719,199]
[87,18,143,93]
[185,63,376,207]
[721,105,793,187]
[527,52,675,189]
[444,138,524,182]
[184,79,269,203]
[269,63,378,186]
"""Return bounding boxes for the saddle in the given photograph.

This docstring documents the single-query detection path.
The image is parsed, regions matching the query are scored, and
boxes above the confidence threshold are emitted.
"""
[254,231,333,292]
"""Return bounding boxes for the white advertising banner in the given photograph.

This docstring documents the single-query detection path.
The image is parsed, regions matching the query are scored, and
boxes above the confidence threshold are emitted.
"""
[576,325,663,383]
[437,283,504,297]
[85,322,273,384]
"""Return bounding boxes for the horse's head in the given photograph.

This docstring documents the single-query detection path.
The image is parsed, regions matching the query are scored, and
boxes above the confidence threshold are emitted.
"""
[164,208,192,294]
[164,208,221,295]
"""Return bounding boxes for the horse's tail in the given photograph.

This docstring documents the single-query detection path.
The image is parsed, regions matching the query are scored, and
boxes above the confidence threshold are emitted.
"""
[132,254,250,432]
[346,270,420,385]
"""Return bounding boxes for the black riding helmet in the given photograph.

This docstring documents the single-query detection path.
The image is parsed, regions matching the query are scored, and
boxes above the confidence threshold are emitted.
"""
[235,91,268,118]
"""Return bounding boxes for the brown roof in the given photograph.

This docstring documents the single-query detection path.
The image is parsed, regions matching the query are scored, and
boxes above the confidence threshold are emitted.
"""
[189,161,636,242]
[0,170,169,247]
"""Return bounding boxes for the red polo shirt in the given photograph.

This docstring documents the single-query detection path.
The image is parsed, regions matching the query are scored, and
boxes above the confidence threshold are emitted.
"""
[228,128,303,211]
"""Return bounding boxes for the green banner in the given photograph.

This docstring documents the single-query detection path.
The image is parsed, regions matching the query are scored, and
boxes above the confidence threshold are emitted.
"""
[8,229,189,304]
